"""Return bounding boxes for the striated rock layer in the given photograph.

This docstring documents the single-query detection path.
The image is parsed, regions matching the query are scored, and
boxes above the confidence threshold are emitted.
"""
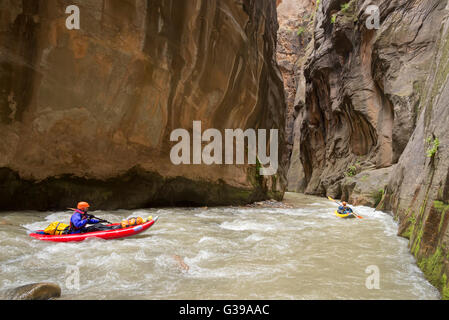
[0,0,287,210]
[291,0,449,297]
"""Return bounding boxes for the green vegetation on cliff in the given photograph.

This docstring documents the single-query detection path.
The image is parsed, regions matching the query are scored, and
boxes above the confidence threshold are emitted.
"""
[404,200,449,299]
[372,189,384,208]
[426,137,440,158]
[434,200,449,233]
[330,0,357,24]
[417,247,449,300]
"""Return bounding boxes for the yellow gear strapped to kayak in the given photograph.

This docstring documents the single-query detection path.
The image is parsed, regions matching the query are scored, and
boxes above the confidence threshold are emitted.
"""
[44,221,70,235]
[120,216,153,229]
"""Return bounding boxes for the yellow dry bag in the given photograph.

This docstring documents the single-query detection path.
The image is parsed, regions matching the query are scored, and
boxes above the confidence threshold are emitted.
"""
[44,222,70,235]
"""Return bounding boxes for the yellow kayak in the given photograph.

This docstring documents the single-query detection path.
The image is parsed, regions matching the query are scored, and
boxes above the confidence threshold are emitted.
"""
[335,211,356,219]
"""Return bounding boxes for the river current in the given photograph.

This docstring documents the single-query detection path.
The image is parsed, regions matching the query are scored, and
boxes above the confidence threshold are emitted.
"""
[0,193,440,299]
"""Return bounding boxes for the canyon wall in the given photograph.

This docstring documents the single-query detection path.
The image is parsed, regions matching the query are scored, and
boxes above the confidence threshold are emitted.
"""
[0,0,287,210]
[288,0,449,297]
[276,0,315,192]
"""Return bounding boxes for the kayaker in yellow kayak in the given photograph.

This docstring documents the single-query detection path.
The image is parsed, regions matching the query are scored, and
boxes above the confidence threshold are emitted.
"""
[337,201,354,215]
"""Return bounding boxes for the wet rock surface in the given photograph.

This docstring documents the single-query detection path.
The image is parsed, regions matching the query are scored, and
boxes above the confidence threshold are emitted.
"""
[298,0,447,198]
[341,166,393,207]
[285,0,449,298]
[1,283,61,300]
[0,0,287,210]
[382,1,449,298]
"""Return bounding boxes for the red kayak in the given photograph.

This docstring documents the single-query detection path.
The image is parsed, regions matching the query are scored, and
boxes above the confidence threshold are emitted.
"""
[29,217,159,242]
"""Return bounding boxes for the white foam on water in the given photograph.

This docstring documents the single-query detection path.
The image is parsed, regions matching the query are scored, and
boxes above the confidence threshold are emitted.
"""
[219,220,276,232]
[130,209,152,216]
[198,236,219,244]
[22,221,50,231]
[309,202,324,206]
[21,211,72,231]
[276,208,309,217]
[194,212,224,219]
[221,207,285,216]
[186,263,272,280]
[43,212,71,221]
[184,250,215,264]
[155,209,171,215]
[133,249,150,262]
[154,254,182,271]
[244,234,265,242]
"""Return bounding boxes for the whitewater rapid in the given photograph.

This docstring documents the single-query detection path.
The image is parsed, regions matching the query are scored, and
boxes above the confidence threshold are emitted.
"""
[0,193,440,299]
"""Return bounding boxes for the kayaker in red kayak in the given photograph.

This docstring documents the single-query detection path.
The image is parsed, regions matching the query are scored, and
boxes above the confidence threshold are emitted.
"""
[68,202,103,234]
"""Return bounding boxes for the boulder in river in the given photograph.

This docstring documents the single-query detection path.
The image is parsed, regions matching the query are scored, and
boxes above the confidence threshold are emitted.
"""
[2,283,61,300]
[341,167,394,207]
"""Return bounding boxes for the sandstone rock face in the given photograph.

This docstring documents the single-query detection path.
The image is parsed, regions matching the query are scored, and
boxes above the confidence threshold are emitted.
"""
[299,0,447,199]
[277,0,315,135]
[341,166,393,207]
[291,0,449,297]
[1,283,61,300]
[276,0,315,192]
[382,1,449,298]
[0,0,287,210]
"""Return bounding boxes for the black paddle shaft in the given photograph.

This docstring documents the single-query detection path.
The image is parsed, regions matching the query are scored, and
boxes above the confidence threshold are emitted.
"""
[87,214,112,224]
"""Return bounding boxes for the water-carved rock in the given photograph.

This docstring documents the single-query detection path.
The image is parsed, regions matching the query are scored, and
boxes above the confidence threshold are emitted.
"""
[2,283,61,300]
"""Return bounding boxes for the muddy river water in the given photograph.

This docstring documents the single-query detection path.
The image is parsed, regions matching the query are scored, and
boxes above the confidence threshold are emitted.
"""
[0,193,440,299]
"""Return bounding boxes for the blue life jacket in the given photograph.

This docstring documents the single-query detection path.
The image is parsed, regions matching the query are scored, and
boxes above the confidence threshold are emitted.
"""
[338,205,353,214]
[69,209,100,234]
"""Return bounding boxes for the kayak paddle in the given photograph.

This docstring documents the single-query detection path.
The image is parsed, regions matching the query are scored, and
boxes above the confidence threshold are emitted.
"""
[327,196,363,219]
[87,214,112,224]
